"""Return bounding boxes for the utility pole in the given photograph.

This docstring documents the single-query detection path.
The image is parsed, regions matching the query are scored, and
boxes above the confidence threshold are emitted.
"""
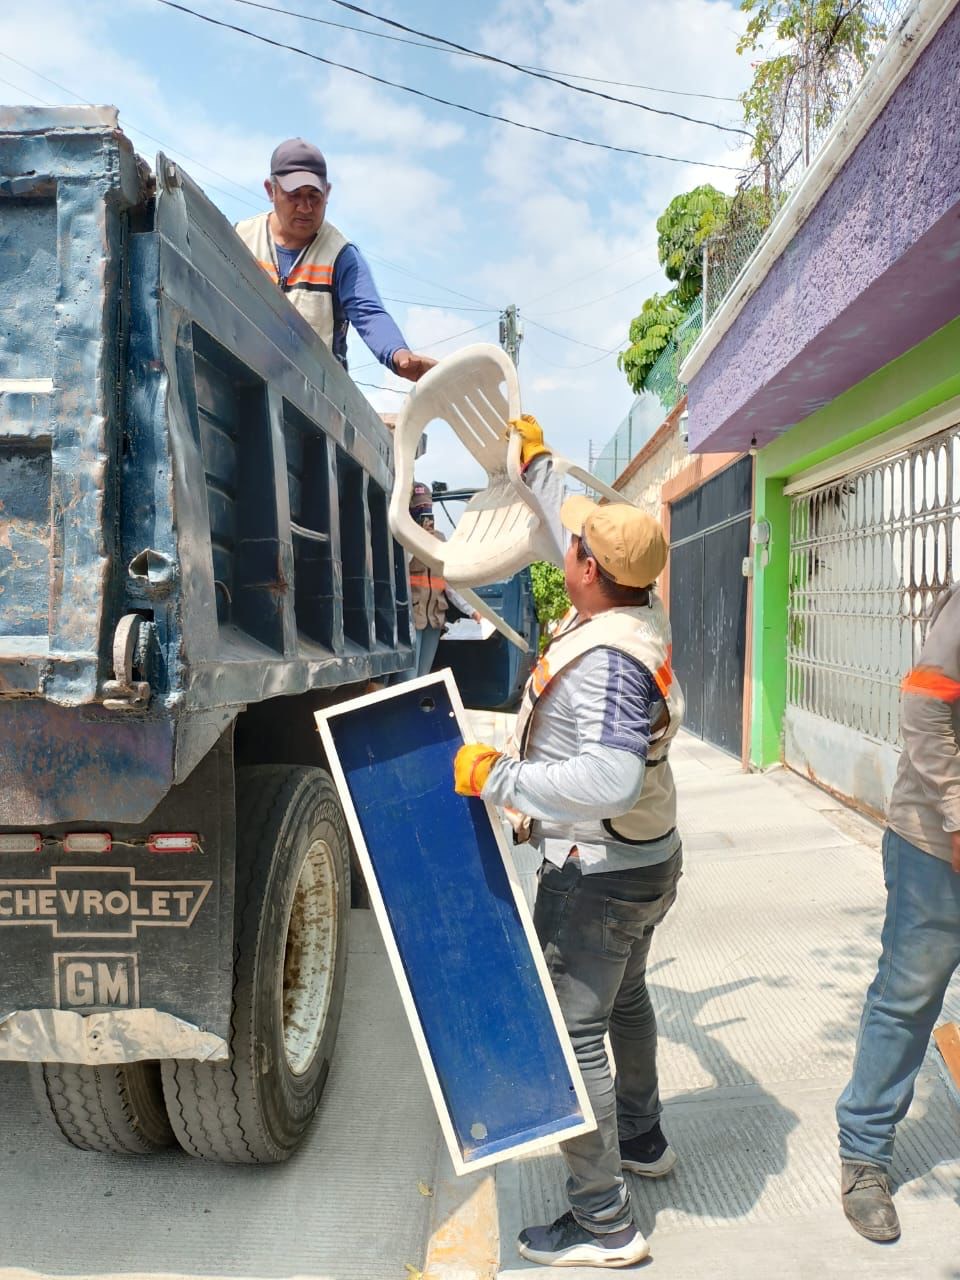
[499,304,522,367]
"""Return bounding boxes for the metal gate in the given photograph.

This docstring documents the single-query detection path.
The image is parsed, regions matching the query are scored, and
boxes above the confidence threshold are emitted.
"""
[669,456,752,757]
[785,419,960,812]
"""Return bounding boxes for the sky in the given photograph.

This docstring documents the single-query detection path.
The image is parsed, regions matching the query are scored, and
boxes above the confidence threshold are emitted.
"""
[0,0,754,491]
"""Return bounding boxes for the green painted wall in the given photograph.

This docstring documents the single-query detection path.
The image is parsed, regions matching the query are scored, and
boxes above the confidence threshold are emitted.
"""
[749,316,960,766]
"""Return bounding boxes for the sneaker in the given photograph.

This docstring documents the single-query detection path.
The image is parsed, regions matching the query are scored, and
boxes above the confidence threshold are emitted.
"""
[620,1122,678,1177]
[840,1160,901,1242]
[517,1211,649,1268]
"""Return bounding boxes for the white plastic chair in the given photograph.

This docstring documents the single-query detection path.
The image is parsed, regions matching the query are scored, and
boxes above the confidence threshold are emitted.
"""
[388,344,628,594]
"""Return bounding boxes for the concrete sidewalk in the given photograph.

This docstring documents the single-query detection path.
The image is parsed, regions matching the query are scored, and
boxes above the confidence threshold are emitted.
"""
[494,731,960,1278]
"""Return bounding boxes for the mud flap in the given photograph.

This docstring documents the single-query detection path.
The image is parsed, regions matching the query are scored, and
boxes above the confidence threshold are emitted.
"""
[316,671,595,1175]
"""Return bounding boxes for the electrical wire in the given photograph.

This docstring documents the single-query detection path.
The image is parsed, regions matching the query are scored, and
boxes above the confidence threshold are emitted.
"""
[381,296,498,313]
[0,51,267,214]
[153,1,743,170]
[350,318,496,371]
[523,317,614,352]
[224,0,739,101]
[355,379,408,394]
[0,51,509,315]
[528,270,663,318]
[225,0,748,134]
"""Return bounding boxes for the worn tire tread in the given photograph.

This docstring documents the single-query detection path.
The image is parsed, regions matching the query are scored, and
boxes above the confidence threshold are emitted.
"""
[161,765,346,1163]
[31,1061,174,1154]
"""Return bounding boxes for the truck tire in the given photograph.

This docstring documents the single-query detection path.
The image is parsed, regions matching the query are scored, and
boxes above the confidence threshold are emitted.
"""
[30,1061,175,1154]
[161,766,349,1163]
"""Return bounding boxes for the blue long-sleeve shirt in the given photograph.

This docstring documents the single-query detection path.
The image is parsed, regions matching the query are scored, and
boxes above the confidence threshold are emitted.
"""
[274,241,407,371]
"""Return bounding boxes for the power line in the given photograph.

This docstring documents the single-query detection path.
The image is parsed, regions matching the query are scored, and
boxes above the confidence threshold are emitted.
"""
[225,0,748,135]
[0,51,266,214]
[523,317,614,352]
[0,51,505,316]
[225,0,739,101]
[351,318,496,370]
[355,379,408,394]
[154,1,743,170]
[382,296,497,313]
[528,271,663,319]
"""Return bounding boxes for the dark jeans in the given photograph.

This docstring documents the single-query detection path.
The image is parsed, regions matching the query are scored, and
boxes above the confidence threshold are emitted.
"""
[534,848,682,1233]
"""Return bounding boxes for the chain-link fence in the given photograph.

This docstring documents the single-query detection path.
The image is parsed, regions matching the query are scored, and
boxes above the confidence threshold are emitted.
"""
[704,0,916,322]
[644,296,702,410]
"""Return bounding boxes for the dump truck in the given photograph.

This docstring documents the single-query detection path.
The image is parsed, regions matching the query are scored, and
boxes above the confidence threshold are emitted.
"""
[0,106,417,1162]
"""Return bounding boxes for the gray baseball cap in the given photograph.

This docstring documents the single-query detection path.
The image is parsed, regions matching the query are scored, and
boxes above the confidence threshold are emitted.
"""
[270,138,327,192]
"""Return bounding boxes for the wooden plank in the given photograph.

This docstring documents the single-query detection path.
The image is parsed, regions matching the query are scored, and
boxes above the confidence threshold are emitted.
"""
[316,671,595,1175]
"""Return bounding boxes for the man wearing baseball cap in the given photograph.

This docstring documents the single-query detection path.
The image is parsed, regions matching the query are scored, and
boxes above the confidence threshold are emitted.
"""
[453,417,685,1268]
[235,138,435,382]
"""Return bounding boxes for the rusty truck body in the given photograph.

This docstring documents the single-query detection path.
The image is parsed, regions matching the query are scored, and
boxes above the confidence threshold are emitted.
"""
[0,106,414,1160]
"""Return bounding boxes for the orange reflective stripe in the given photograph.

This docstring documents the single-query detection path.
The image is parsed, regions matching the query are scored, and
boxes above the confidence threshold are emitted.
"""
[653,645,673,698]
[901,665,960,702]
[409,573,446,590]
[255,258,279,279]
[287,264,334,284]
[531,656,551,696]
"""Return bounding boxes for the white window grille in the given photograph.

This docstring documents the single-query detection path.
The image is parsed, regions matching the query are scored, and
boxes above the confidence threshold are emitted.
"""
[787,422,960,746]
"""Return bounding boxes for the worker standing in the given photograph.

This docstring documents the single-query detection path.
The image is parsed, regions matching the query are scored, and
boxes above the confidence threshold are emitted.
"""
[453,418,683,1269]
[836,581,960,1242]
[235,138,435,381]
[396,482,479,683]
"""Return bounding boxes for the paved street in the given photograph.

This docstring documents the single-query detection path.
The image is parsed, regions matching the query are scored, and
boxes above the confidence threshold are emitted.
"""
[495,732,960,1278]
[0,728,956,1280]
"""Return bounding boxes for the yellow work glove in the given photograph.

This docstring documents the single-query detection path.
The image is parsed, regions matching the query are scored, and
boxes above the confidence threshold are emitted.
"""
[508,414,551,468]
[453,743,503,797]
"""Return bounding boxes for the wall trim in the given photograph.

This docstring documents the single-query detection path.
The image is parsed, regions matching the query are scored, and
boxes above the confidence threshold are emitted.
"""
[783,392,960,494]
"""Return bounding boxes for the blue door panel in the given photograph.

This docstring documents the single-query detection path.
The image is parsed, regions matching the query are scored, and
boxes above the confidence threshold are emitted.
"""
[325,680,586,1165]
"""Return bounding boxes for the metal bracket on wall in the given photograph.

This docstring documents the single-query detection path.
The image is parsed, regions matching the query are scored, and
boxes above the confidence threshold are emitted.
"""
[102,613,152,711]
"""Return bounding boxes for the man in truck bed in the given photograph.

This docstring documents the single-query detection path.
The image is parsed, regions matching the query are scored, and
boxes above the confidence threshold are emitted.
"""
[236,137,435,382]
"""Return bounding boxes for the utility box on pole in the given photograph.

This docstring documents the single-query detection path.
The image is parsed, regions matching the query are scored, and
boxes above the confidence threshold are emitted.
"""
[499,303,522,367]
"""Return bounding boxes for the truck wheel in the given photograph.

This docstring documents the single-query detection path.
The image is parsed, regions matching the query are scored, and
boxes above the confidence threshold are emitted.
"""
[30,1061,175,1153]
[161,766,349,1163]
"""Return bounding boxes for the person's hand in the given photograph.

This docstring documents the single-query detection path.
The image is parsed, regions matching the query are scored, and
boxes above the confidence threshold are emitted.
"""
[471,611,481,622]
[508,414,551,467]
[454,743,502,796]
[952,831,960,874]
[392,349,437,382]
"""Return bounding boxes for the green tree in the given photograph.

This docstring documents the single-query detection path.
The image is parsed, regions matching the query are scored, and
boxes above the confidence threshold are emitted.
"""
[738,1,887,171]
[657,185,731,305]
[530,561,569,650]
[617,291,686,397]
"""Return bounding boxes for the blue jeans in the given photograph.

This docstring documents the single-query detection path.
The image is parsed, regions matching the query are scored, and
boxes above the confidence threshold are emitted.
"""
[534,849,682,1233]
[836,828,960,1169]
[393,625,442,684]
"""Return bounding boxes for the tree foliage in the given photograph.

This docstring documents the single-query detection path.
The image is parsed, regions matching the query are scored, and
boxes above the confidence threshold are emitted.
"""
[617,291,686,396]
[530,561,569,649]
[618,184,729,395]
[656,185,732,305]
[738,1,886,170]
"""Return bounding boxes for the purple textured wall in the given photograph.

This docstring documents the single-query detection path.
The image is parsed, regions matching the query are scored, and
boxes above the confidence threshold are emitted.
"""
[688,6,960,453]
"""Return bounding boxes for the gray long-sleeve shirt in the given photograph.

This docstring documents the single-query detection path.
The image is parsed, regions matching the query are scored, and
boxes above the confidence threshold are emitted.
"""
[483,643,679,872]
[887,581,960,864]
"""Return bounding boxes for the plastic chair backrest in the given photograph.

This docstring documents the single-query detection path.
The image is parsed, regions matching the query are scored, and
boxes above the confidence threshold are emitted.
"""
[389,345,563,588]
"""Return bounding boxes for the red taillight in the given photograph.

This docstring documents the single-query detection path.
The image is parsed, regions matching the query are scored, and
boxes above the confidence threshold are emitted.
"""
[0,833,42,853]
[63,832,112,854]
[147,833,198,853]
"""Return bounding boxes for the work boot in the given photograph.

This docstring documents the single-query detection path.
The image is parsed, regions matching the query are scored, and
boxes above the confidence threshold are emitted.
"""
[517,1211,649,1268]
[620,1121,678,1177]
[840,1160,901,1241]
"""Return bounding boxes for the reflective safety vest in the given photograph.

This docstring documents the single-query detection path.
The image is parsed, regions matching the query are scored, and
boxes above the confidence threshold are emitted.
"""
[409,534,451,630]
[510,598,685,845]
[234,212,349,353]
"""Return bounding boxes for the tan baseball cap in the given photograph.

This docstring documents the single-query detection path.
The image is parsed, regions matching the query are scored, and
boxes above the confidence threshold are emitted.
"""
[561,495,668,588]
